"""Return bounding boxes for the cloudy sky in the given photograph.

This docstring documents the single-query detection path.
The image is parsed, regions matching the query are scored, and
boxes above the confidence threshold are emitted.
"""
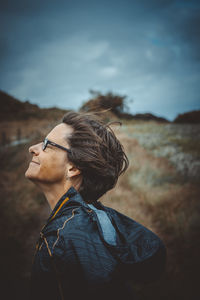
[0,0,200,121]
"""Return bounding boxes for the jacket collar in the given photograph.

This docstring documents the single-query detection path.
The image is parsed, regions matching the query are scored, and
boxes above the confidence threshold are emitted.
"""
[46,186,89,224]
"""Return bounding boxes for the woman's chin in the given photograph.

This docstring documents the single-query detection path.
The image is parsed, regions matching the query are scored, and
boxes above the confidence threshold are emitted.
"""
[25,168,38,180]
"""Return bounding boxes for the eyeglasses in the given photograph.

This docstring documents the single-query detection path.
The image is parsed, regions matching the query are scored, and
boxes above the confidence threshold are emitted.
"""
[42,138,71,153]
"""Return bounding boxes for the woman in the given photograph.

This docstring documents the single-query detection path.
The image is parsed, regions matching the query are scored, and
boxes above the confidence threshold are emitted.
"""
[25,111,166,300]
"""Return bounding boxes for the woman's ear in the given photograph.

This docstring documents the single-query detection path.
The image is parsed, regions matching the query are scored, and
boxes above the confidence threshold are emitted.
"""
[66,163,81,179]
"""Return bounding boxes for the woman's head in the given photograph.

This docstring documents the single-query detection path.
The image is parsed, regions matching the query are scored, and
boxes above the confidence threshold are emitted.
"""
[62,111,129,203]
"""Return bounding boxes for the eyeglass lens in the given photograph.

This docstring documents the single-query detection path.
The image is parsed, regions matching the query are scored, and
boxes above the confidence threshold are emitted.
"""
[42,139,47,150]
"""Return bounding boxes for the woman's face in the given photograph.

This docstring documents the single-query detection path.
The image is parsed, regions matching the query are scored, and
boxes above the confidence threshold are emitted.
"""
[25,123,74,184]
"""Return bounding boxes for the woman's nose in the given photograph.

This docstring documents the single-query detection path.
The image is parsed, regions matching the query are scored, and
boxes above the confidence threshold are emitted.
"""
[29,143,41,155]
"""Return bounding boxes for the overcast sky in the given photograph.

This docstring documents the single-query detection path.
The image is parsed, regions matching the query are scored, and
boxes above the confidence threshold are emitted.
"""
[0,0,200,121]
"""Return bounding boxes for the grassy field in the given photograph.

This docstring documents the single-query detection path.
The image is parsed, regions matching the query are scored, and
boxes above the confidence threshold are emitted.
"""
[103,121,200,299]
[0,118,199,299]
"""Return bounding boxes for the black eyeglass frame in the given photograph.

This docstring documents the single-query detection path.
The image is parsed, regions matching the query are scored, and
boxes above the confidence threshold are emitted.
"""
[42,138,71,153]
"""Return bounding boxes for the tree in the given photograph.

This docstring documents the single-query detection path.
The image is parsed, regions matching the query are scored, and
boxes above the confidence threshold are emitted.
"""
[79,90,131,117]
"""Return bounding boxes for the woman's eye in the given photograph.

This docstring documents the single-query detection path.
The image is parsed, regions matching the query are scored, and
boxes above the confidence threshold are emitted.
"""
[46,145,53,150]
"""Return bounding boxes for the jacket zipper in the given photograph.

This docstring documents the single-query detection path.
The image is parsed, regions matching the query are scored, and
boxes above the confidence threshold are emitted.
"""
[39,208,77,300]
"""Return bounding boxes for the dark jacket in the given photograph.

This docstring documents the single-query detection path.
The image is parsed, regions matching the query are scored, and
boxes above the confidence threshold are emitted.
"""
[30,186,166,300]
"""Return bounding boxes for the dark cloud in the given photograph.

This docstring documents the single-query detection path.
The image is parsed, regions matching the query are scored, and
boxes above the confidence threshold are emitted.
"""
[177,9,200,60]
[159,1,200,61]
[0,0,46,15]
[0,0,199,120]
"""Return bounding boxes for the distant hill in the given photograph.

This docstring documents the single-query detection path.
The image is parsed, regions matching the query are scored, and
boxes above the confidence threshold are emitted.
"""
[120,112,169,123]
[173,110,200,124]
[80,91,169,123]
[2,90,198,124]
[0,90,68,121]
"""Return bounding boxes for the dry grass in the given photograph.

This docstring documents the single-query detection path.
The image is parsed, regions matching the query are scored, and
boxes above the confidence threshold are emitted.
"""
[100,122,200,299]
[0,118,199,299]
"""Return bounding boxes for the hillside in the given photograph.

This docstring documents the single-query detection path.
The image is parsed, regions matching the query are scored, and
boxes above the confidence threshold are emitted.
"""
[174,110,200,124]
[0,116,200,299]
[0,91,200,299]
[0,90,68,122]
[80,91,169,122]
[0,91,69,146]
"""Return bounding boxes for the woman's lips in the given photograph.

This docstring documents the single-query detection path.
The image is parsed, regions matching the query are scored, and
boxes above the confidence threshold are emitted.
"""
[30,161,40,165]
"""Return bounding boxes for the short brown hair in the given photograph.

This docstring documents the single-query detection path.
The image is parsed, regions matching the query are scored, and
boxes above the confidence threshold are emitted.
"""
[62,111,129,203]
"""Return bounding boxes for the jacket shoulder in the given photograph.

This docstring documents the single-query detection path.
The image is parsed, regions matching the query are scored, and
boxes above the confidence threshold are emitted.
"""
[102,205,166,282]
[52,206,103,253]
